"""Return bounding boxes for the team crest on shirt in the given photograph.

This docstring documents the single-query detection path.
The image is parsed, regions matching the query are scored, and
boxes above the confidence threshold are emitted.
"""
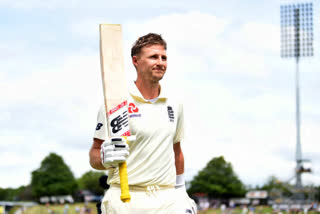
[128,103,141,118]
[167,106,174,122]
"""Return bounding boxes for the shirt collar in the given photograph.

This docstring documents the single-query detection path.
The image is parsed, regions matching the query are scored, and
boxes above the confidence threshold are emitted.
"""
[129,81,167,103]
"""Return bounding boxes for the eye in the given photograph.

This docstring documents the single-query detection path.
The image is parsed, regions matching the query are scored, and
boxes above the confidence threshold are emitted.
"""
[162,56,167,61]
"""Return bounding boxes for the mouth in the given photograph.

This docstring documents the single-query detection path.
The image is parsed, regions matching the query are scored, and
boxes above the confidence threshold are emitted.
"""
[153,70,165,76]
[153,67,165,72]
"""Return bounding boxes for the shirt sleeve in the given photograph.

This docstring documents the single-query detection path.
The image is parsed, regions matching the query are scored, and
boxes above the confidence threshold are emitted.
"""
[173,103,184,144]
[94,105,107,140]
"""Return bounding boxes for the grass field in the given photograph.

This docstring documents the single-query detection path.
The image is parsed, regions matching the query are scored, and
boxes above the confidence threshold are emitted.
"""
[17,204,320,214]
[21,203,210,214]
[197,206,320,214]
[197,206,273,214]
[19,203,97,214]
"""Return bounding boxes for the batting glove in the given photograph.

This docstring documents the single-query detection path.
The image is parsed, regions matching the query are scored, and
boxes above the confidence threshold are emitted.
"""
[100,136,135,169]
[175,174,198,214]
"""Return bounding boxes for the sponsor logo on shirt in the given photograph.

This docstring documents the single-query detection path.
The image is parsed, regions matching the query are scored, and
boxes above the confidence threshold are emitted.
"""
[128,103,139,113]
[167,106,174,122]
[96,123,103,130]
[128,103,141,118]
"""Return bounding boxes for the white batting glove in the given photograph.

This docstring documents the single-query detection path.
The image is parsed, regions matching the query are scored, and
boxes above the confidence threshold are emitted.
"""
[175,174,198,214]
[100,136,132,169]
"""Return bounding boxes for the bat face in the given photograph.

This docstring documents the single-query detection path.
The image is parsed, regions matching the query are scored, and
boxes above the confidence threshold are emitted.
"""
[99,24,131,202]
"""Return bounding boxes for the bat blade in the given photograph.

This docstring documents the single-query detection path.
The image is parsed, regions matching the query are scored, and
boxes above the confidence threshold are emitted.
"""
[99,23,131,203]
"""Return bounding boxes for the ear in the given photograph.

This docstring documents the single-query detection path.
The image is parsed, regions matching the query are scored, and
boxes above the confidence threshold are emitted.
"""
[132,55,138,68]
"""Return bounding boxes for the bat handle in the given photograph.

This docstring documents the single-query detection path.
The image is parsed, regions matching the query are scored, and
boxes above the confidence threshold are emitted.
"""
[119,161,131,202]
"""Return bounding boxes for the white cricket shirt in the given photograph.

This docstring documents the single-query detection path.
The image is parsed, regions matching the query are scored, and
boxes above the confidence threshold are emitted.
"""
[94,82,184,187]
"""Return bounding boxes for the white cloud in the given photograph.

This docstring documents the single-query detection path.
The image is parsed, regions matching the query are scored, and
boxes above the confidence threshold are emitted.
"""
[0,0,200,10]
[71,19,107,41]
[125,11,228,50]
[2,53,101,104]
[239,22,280,53]
[0,0,63,9]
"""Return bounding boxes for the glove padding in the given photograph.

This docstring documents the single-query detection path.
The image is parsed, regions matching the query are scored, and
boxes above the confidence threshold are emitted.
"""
[100,136,131,169]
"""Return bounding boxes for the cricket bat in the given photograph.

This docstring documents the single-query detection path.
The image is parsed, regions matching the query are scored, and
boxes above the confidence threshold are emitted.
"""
[99,24,131,203]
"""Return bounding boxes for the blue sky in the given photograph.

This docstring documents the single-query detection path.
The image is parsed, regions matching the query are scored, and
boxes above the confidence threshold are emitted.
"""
[1,0,320,189]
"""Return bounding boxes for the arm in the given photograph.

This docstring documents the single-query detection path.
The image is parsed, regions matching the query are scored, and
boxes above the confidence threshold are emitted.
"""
[89,138,105,170]
[173,142,184,175]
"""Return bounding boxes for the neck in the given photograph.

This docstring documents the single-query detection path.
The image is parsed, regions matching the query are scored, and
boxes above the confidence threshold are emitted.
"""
[135,79,160,100]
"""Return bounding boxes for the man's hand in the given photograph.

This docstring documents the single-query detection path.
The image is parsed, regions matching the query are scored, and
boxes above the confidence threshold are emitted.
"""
[175,174,198,214]
[100,136,130,169]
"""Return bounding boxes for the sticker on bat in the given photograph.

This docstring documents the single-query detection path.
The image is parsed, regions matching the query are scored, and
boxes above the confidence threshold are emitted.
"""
[108,101,130,136]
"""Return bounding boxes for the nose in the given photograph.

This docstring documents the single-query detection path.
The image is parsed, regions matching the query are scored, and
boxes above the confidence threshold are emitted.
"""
[157,57,166,66]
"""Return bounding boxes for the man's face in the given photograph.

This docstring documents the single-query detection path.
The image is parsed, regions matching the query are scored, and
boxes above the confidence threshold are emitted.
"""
[133,44,167,83]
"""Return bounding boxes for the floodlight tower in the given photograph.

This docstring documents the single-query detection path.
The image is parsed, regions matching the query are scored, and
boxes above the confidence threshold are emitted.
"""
[280,1,313,195]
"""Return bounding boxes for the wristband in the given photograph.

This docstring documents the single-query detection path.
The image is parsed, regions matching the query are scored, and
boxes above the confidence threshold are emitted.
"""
[175,174,185,188]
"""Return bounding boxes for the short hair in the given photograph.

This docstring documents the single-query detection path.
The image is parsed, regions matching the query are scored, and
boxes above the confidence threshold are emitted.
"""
[131,33,167,57]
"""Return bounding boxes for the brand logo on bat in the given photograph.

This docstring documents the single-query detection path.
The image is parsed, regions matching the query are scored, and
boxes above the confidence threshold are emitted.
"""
[167,106,174,122]
[110,110,129,134]
[128,103,139,113]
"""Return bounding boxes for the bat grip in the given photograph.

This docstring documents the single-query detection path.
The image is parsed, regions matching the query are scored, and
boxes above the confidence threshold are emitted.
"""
[119,161,131,202]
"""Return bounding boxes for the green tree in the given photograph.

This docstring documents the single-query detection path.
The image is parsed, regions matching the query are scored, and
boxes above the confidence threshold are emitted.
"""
[16,185,33,201]
[315,185,320,201]
[0,188,7,200]
[259,175,292,198]
[77,170,106,195]
[31,153,77,198]
[0,187,20,201]
[188,156,246,198]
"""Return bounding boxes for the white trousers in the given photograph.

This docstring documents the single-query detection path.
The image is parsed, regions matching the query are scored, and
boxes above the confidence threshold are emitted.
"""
[101,185,197,214]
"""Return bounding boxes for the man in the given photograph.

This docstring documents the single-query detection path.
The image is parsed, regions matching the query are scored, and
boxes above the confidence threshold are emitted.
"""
[89,33,196,213]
